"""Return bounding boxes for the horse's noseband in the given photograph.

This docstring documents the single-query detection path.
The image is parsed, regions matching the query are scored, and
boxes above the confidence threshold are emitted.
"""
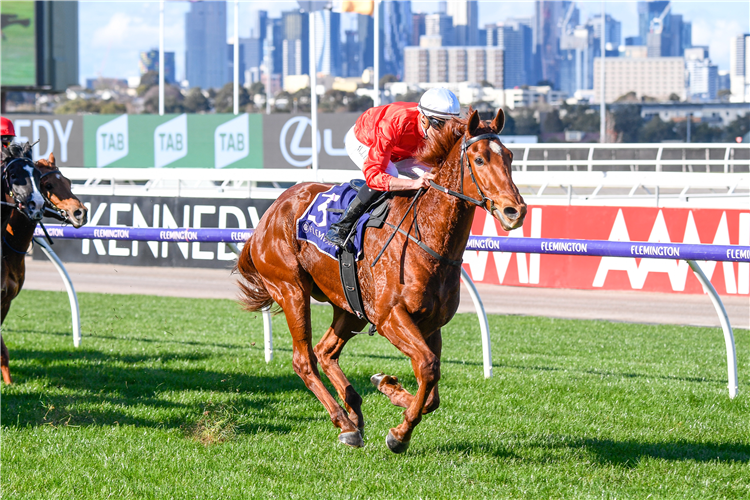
[430,133,503,214]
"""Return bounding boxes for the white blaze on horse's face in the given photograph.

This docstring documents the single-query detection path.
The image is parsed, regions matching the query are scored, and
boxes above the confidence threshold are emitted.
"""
[23,163,45,221]
[489,142,503,156]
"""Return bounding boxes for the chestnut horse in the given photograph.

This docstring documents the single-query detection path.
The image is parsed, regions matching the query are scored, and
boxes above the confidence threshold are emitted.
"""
[236,109,526,453]
[1,153,88,384]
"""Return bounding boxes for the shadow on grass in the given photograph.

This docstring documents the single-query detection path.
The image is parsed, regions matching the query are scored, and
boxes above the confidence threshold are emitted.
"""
[430,436,750,465]
[1,347,319,434]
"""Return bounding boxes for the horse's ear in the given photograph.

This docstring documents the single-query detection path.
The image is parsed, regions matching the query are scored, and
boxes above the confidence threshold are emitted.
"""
[491,108,505,134]
[467,110,480,136]
[48,152,56,164]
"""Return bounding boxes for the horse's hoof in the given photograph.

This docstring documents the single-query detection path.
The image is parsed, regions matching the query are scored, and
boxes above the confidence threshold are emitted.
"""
[370,373,385,388]
[338,430,364,448]
[386,430,410,454]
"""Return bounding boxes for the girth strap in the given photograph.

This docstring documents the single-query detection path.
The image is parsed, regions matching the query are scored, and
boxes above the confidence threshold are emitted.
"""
[381,220,462,267]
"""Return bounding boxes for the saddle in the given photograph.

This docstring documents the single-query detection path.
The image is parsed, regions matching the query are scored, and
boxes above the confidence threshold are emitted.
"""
[334,179,390,329]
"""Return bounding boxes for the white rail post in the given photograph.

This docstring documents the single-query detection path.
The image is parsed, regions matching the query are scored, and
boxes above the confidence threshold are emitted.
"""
[33,238,81,347]
[687,259,738,399]
[599,0,606,144]
[460,268,492,378]
[309,10,319,180]
[227,243,273,362]
[373,0,380,107]
[233,0,240,116]
[158,0,165,116]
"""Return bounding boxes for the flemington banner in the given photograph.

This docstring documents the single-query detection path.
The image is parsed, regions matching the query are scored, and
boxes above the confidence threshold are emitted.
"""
[463,206,750,296]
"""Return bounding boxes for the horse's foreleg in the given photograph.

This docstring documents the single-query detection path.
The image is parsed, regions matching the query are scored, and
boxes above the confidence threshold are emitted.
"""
[372,329,441,414]
[378,309,441,453]
[314,307,367,430]
[1,336,12,385]
[0,302,13,385]
[275,285,363,447]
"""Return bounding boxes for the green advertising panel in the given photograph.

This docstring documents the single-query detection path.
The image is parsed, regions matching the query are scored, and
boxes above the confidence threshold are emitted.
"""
[83,114,263,168]
[1,1,37,87]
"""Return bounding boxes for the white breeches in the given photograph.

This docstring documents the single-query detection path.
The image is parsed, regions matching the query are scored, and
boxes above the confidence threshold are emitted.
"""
[344,126,431,180]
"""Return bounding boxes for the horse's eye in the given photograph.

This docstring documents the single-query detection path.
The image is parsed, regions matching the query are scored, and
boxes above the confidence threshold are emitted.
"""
[44,183,53,190]
[474,156,484,167]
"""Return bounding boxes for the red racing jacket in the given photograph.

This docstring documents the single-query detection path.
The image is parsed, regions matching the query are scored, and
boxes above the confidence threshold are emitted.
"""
[353,102,426,191]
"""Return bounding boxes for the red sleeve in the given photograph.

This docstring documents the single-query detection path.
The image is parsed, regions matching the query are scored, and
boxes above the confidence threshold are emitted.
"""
[362,117,399,191]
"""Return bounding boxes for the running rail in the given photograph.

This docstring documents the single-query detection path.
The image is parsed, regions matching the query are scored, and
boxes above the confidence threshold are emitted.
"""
[36,225,749,398]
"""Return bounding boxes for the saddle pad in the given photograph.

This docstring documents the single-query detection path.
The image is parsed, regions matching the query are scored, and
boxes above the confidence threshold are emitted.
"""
[296,183,371,260]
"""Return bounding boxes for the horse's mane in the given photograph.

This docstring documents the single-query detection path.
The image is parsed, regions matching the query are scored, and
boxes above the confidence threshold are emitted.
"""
[415,116,467,169]
[1,142,33,162]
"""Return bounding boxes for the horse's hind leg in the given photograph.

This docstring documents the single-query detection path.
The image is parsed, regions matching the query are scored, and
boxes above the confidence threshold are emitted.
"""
[314,306,367,430]
[272,282,363,447]
[372,329,441,414]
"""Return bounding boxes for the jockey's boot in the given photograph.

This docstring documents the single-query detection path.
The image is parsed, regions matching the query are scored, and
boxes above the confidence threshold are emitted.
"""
[326,186,379,248]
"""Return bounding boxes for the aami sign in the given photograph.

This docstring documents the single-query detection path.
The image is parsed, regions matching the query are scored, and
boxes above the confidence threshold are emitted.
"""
[463,206,749,296]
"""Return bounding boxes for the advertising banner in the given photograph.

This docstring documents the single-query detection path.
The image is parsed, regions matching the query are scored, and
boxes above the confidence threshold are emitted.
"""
[8,115,84,167]
[262,113,359,170]
[0,1,36,87]
[464,206,750,296]
[37,196,275,269]
[83,114,263,169]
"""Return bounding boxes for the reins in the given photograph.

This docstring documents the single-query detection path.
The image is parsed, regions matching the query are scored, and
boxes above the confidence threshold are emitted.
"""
[370,132,501,269]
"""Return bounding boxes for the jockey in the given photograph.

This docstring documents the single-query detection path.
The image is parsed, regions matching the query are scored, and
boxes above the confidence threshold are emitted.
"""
[1,117,15,149]
[325,87,460,247]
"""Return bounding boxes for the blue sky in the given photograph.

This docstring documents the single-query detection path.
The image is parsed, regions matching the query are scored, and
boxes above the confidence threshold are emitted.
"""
[80,0,750,84]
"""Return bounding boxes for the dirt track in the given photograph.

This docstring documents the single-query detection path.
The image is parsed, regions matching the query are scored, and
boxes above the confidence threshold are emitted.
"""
[21,257,749,329]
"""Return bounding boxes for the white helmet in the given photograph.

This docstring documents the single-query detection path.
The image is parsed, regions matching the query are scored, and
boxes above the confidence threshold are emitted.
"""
[418,88,460,120]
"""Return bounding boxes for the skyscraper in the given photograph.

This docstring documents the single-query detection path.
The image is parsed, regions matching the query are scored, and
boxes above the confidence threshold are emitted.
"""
[380,1,412,78]
[313,9,341,76]
[425,13,454,46]
[590,14,622,49]
[358,14,374,71]
[446,0,478,46]
[412,13,426,46]
[185,0,228,89]
[140,49,175,84]
[533,0,572,87]
[730,34,750,102]
[281,10,309,80]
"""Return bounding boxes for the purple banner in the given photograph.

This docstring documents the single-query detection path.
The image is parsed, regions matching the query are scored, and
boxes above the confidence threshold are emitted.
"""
[34,225,750,263]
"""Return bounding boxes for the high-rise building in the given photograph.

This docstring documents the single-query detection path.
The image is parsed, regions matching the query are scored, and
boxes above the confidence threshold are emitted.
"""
[594,57,685,103]
[533,0,572,87]
[185,0,228,89]
[227,42,245,85]
[425,13,454,46]
[685,47,718,101]
[380,1,412,78]
[638,1,669,44]
[446,0,479,46]
[729,34,750,102]
[241,37,263,84]
[358,14,374,71]
[412,13,426,46]
[640,1,690,57]
[264,18,284,78]
[403,46,502,87]
[281,10,309,81]
[313,9,341,76]
[342,30,360,77]
[139,49,175,84]
[559,25,593,95]
[590,14,621,48]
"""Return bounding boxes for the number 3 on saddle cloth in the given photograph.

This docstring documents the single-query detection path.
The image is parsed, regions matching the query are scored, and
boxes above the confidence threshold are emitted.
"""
[296,180,389,325]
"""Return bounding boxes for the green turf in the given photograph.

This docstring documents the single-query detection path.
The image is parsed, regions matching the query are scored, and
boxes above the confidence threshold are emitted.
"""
[2,290,749,499]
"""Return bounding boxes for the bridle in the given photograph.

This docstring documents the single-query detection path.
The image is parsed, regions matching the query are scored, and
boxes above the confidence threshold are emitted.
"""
[428,133,503,215]
[1,157,40,214]
[370,133,503,269]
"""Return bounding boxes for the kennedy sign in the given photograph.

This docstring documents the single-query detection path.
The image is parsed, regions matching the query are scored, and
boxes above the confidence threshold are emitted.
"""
[9,115,84,167]
[263,113,359,170]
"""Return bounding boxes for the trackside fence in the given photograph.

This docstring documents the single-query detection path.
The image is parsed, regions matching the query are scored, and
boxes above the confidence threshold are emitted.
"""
[34,225,750,399]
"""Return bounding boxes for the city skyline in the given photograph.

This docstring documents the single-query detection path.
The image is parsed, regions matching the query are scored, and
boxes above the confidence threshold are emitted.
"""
[80,1,750,86]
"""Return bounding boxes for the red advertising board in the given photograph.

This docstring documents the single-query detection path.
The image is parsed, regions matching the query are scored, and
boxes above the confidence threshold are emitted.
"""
[462,206,750,296]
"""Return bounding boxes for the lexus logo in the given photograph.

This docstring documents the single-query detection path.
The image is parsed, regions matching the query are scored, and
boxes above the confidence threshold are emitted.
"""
[279,116,348,168]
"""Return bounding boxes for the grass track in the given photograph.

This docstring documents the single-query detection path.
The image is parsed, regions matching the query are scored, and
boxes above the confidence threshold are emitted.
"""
[2,290,749,499]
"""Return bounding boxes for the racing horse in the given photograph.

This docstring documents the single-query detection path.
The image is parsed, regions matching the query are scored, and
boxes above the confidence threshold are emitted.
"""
[2,142,45,230]
[236,109,526,452]
[1,152,88,384]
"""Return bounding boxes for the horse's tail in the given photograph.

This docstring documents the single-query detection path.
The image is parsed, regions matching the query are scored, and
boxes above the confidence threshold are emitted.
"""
[234,236,275,312]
